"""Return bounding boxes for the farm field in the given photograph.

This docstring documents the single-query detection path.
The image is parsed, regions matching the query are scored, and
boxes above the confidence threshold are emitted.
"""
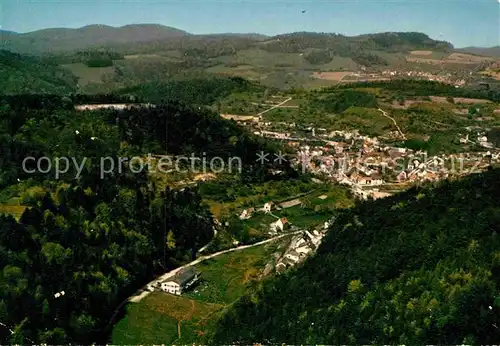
[406,52,493,65]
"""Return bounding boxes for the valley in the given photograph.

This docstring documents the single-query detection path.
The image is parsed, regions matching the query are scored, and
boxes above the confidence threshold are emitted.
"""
[1,15,500,345]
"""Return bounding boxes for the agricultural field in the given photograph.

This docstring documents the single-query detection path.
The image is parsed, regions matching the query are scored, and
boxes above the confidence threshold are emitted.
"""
[205,64,263,81]
[111,290,223,344]
[406,52,493,65]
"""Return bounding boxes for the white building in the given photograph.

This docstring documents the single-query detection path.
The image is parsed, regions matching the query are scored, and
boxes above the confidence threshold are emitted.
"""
[285,251,300,263]
[160,267,199,295]
[262,202,273,214]
[269,217,288,233]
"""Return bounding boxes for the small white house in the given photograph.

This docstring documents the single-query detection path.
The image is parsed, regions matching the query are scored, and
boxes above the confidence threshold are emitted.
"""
[262,202,273,214]
[295,246,312,255]
[285,251,300,263]
[295,238,306,248]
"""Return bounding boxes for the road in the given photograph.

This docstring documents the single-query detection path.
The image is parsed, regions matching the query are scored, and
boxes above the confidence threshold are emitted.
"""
[196,226,218,254]
[335,73,353,85]
[257,97,293,116]
[105,232,301,331]
[128,230,302,303]
[377,108,407,140]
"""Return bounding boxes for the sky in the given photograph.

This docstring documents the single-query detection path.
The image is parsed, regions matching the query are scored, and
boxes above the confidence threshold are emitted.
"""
[1,0,499,48]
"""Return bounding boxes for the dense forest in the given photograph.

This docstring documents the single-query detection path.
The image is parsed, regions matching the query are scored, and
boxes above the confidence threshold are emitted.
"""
[211,168,500,344]
[0,94,288,343]
[0,50,77,94]
[116,76,263,105]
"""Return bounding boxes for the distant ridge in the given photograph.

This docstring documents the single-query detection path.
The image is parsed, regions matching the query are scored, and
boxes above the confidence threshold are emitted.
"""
[1,24,456,55]
[1,24,190,53]
[457,46,500,58]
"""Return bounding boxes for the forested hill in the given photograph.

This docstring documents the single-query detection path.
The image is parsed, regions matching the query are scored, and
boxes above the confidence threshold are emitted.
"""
[0,94,289,343]
[0,50,77,94]
[211,168,500,344]
[2,25,452,55]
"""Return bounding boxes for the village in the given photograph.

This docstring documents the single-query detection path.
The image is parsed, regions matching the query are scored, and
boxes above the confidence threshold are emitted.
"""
[290,127,500,200]
[228,108,500,202]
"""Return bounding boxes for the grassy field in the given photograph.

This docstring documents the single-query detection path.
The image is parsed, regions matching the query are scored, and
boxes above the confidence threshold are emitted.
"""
[62,62,115,87]
[236,183,353,233]
[111,292,224,344]
[186,243,277,304]
[111,242,281,344]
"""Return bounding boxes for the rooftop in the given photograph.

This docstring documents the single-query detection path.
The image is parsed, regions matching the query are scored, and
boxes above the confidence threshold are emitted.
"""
[169,267,197,286]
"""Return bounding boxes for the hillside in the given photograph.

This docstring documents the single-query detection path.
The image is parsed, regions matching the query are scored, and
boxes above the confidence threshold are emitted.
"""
[1,24,189,53]
[0,92,291,344]
[2,26,497,93]
[0,50,77,93]
[211,168,500,344]
[2,26,452,57]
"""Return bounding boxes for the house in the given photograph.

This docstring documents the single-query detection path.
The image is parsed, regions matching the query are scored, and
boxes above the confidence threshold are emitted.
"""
[295,238,307,248]
[285,250,300,263]
[269,217,288,232]
[352,173,384,186]
[160,267,199,295]
[276,262,287,273]
[295,246,312,256]
[262,202,273,213]
[239,207,255,220]
[397,171,407,182]
[369,173,384,186]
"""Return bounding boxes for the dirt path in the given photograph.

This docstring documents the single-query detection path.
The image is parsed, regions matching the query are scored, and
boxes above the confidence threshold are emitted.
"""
[257,97,293,116]
[377,108,407,140]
